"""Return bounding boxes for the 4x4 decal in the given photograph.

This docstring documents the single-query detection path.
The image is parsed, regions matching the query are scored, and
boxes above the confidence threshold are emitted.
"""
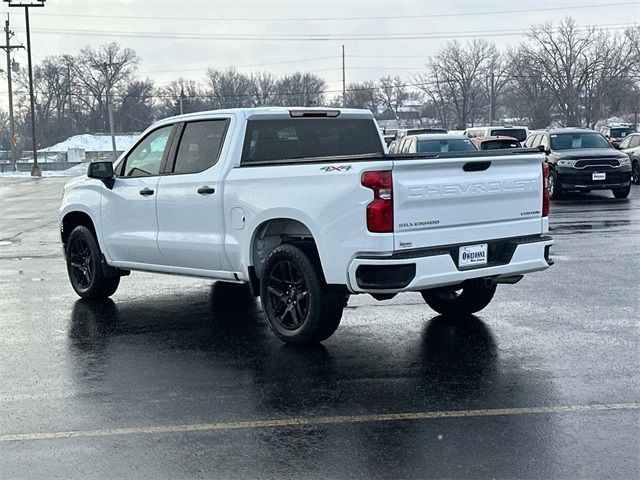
[321,165,353,172]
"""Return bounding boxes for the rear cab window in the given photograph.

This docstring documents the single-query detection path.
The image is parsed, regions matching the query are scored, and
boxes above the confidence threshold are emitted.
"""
[489,128,527,143]
[241,118,384,164]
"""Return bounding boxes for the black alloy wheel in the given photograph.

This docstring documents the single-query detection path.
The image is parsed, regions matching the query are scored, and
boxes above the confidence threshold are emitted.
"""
[69,236,94,290]
[65,225,120,299]
[259,244,346,344]
[265,260,310,331]
[632,160,640,185]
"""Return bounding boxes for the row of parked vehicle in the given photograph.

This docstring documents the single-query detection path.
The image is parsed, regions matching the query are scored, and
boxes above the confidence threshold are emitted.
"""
[383,124,637,199]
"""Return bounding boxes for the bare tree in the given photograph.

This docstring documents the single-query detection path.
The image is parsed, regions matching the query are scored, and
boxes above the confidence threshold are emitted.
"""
[247,71,278,106]
[343,81,378,112]
[117,79,156,132]
[377,76,408,120]
[274,73,326,107]
[505,46,555,128]
[157,78,210,117]
[72,42,139,132]
[206,68,251,109]
[429,40,496,128]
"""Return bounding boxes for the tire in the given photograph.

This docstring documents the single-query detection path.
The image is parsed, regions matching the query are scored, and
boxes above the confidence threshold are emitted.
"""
[260,244,346,344]
[421,282,497,316]
[66,226,120,299]
[612,185,631,199]
[548,167,562,200]
[632,160,639,185]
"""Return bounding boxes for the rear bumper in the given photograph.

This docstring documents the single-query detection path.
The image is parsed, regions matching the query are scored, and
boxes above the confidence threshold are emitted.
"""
[347,235,553,294]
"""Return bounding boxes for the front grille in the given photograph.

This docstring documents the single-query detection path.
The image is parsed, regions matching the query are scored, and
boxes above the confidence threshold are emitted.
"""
[574,159,619,168]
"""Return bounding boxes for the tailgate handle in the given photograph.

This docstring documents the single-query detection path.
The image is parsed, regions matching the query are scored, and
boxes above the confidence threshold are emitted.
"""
[463,161,491,172]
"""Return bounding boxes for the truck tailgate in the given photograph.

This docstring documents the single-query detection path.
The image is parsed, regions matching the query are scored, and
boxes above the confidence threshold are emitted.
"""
[392,152,544,251]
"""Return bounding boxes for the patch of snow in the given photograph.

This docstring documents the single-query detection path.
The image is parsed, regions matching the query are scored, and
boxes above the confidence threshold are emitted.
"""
[0,163,87,178]
[40,133,140,153]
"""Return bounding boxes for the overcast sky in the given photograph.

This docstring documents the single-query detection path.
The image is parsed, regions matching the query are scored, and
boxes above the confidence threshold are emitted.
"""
[1,0,638,102]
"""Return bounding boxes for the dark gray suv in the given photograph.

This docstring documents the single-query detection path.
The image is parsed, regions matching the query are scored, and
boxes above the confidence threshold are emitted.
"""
[524,128,632,199]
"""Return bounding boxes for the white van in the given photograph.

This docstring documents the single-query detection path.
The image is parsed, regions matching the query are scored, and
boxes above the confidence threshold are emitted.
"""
[464,126,529,144]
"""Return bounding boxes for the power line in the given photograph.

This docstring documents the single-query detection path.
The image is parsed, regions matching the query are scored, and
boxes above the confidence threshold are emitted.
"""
[13,22,637,42]
[12,1,640,23]
[140,56,340,74]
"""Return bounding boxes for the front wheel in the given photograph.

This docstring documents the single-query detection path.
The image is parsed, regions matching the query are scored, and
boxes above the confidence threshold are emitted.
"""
[260,244,347,344]
[421,282,497,316]
[66,226,120,299]
[612,185,631,199]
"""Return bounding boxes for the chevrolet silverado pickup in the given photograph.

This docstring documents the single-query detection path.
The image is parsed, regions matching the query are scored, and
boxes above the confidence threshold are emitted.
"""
[59,107,553,344]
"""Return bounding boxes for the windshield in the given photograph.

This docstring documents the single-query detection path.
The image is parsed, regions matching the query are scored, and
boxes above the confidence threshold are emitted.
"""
[610,128,634,138]
[418,139,477,153]
[489,128,527,142]
[481,139,520,150]
[550,132,611,150]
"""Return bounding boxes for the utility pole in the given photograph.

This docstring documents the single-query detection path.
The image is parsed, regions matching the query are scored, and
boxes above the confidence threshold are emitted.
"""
[342,45,346,108]
[1,14,23,171]
[4,0,46,177]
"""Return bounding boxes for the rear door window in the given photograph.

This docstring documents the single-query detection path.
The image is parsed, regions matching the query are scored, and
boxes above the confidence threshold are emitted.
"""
[172,120,228,174]
[241,118,383,164]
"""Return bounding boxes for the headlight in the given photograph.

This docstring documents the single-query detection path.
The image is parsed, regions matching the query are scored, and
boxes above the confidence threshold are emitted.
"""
[619,157,631,166]
[557,160,576,167]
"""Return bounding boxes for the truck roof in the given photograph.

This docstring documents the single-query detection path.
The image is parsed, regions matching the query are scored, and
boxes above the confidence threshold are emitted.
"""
[157,107,376,125]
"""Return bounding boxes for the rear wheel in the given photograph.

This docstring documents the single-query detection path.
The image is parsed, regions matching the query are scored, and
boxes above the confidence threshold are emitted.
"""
[548,168,562,200]
[612,185,631,199]
[260,244,346,344]
[421,282,497,316]
[66,226,120,299]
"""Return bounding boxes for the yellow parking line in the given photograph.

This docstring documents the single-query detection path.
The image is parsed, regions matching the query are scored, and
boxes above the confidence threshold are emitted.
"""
[1,402,638,443]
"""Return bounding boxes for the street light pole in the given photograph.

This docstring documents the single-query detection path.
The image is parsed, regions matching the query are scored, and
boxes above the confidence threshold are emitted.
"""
[3,0,46,177]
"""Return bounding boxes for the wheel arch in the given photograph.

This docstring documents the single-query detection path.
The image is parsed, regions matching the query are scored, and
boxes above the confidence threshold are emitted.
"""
[61,211,98,249]
[249,217,322,281]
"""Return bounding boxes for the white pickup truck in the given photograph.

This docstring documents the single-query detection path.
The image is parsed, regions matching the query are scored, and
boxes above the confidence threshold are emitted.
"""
[59,107,553,344]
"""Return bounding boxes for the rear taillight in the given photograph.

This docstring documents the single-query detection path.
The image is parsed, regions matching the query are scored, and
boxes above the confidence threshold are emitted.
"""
[542,162,550,217]
[362,170,393,233]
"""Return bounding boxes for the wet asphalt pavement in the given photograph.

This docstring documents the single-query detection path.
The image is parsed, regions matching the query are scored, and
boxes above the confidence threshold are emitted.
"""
[0,177,638,479]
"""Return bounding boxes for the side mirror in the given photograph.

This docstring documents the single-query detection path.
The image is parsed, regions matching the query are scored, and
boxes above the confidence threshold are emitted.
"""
[612,142,621,150]
[87,161,115,189]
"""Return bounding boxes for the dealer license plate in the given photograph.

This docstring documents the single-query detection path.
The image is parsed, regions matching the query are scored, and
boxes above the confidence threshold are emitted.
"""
[592,172,606,181]
[459,244,488,267]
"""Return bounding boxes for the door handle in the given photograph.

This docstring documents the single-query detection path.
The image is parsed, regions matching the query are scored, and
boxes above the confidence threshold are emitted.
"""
[197,186,216,195]
[139,188,155,196]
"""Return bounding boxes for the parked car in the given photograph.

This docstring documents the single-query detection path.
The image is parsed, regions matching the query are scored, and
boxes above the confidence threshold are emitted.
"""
[395,127,447,141]
[397,134,477,153]
[524,128,632,199]
[599,124,635,146]
[464,126,529,144]
[59,107,552,344]
[471,136,521,151]
[618,132,640,185]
